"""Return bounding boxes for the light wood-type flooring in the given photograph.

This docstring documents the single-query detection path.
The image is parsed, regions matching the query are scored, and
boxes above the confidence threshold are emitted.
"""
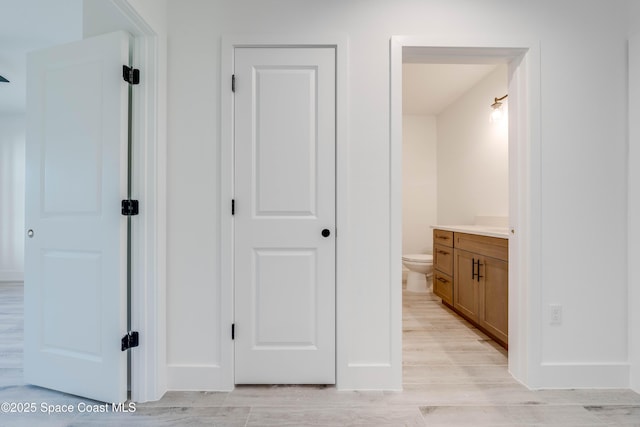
[1,281,639,426]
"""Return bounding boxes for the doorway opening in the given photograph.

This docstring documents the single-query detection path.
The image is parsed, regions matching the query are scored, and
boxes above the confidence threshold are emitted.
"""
[401,61,510,384]
[390,39,541,388]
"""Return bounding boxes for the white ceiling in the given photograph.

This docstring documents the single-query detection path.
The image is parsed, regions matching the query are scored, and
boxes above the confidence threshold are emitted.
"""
[402,63,498,116]
[0,0,82,114]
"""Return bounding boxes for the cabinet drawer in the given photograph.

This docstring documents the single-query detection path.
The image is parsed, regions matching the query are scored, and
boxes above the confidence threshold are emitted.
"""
[433,271,453,306]
[454,232,508,261]
[433,229,454,247]
[433,244,453,276]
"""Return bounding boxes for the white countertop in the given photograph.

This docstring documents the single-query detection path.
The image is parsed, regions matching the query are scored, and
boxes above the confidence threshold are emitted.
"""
[431,224,510,239]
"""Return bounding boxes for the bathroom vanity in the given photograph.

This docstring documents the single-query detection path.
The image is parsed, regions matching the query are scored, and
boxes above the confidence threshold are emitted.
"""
[432,226,509,348]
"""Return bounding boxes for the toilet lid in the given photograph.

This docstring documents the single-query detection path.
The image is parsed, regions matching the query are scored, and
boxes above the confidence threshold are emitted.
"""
[402,254,433,263]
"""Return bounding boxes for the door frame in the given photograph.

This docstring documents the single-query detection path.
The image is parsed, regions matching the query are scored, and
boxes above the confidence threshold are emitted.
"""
[629,33,640,393]
[221,35,348,390]
[88,0,167,402]
[389,36,542,387]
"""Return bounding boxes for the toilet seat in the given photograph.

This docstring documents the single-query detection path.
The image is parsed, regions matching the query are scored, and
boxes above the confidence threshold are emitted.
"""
[402,254,433,263]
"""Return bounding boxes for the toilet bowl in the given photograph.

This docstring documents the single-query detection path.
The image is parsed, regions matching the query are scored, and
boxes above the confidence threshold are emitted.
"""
[402,254,433,293]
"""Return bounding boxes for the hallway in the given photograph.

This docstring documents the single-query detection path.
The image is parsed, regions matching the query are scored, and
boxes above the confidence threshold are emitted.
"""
[0,282,639,425]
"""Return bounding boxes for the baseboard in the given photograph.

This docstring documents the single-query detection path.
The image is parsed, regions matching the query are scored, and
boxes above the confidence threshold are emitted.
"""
[534,362,630,389]
[336,363,402,391]
[632,368,640,393]
[0,271,24,282]
[167,364,233,391]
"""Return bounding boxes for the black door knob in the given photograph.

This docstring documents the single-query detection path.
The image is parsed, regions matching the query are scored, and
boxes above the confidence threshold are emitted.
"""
[321,229,331,238]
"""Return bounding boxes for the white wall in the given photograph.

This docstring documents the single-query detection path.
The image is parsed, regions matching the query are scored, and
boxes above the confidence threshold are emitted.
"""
[0,115,25,282]
[630,0,640,35]
[538,7,626,379]
[166,0,631,390]
[402,115,437,256]
[84,0,168,40]
[436,65,508,225]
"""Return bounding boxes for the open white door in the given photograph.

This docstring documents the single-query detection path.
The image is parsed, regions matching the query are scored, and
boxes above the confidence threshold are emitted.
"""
[234,47,336,384]
[24,31,132,403]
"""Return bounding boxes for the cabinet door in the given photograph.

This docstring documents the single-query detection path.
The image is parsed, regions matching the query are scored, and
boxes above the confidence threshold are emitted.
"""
[434,244,453,276]
[453,249,478,321]
[433,271,453,306]
[434,229,454,247]
[478,257,508,346]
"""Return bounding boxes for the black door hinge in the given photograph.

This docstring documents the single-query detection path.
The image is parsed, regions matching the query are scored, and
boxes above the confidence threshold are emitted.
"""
[231,324,235,340]
[123,65,140,85]
[231,199,235,215]
[121,331,139,351]
[122,199,139,216]
[232,74,235,92]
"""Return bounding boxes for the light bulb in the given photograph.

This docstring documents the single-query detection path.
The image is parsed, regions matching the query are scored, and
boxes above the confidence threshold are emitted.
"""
[490,104,503,124]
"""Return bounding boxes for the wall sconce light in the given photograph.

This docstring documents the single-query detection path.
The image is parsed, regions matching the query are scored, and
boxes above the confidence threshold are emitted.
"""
[490,94,508,123]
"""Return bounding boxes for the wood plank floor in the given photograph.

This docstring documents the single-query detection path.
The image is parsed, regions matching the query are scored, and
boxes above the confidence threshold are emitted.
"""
[1,281,639,426]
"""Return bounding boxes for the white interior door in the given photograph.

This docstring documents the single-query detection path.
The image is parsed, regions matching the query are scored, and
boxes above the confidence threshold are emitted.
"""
[24,31,131,403]
[234,47,336,384]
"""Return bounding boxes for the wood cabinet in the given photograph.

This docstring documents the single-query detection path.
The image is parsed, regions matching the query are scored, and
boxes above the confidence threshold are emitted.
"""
[433,229,509,348]
[453,249,477,320]
[433,271,453,306]
[433,229,454,247]
[477,256,508,345]
[433,230,454,305]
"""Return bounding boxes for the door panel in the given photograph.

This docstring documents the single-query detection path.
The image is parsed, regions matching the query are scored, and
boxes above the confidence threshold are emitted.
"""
[478,257,509,345]
[254,249,317,347]
[234,47,336,384]
[255,67,318,216]
[24,31,131,403]
[42,61,103,214]
[453,249,478,321]
[42,251,102,358]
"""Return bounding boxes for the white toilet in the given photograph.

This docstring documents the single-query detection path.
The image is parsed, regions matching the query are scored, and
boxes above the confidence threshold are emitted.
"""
[402,254,433,293]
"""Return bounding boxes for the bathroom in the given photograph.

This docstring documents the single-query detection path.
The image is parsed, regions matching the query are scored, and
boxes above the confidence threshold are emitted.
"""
[401,61,510,375]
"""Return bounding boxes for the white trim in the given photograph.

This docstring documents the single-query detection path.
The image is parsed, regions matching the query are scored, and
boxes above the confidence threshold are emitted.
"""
[0,272,24,282]
[220,34,348,391]
[167,365,229,391]
[219,36,236,392]
[389,36,541,389]
[629,33,640,393]
[389,37,404,391]
[508,42,543,388]
[536,363,630,389]
[109,0,167,402]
